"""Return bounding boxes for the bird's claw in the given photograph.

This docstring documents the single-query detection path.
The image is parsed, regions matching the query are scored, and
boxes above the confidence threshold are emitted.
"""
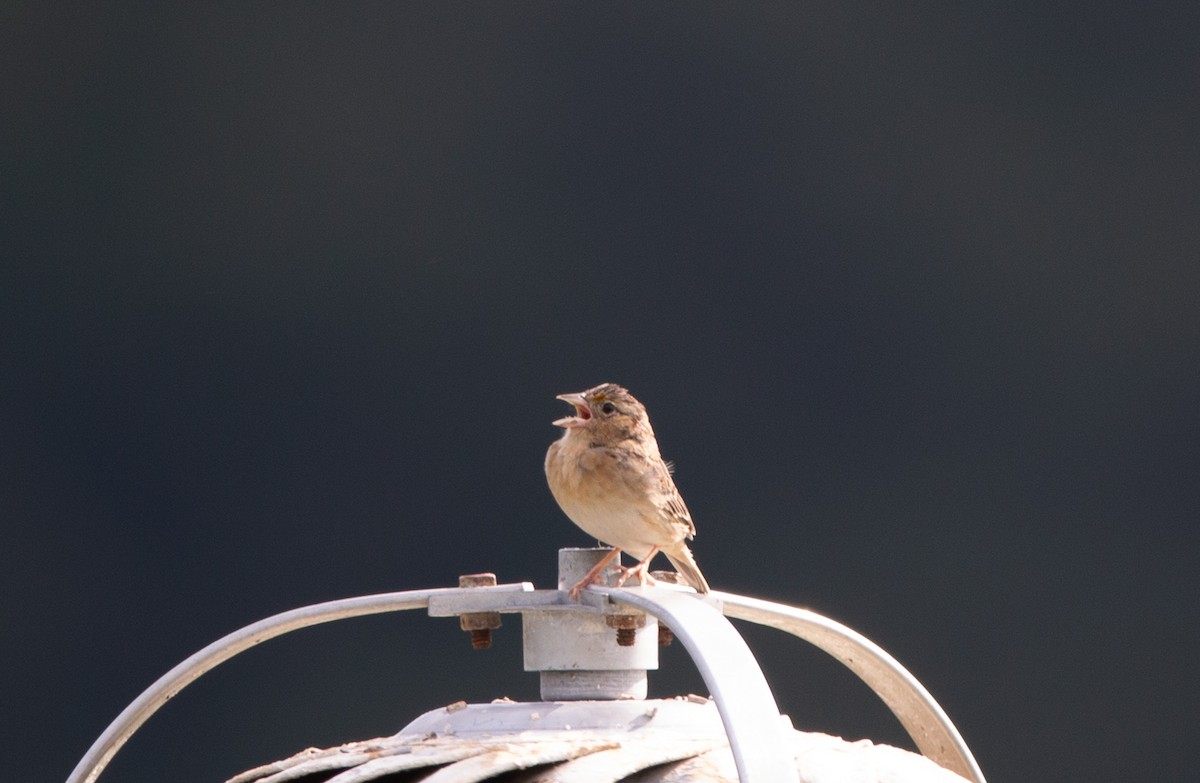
[613,563,657,589]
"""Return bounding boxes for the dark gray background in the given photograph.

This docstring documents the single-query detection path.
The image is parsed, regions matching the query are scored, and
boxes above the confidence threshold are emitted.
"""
[4,4,1197,782]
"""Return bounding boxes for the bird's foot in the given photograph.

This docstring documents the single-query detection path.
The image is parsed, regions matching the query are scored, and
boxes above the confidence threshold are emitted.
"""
[612,546,661,589]
[566,548,623,601]
[614,560,658,589]
[567,573,600,601]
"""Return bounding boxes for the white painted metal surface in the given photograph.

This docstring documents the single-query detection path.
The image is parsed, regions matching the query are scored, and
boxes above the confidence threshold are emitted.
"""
[67,585,534,783]
[593,585,799,782]
[716,592,986,783]
[68,548,987,783]
[226,700,973,783]
[520,549,660,700]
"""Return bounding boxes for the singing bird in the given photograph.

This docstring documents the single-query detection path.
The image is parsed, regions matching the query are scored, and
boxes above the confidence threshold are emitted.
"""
[545,383,710,598]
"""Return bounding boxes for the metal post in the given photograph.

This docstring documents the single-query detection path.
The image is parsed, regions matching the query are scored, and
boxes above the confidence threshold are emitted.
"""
[523,548,659,700]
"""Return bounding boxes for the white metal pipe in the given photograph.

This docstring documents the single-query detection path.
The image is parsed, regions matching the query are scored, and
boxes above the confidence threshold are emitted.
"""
[65,585,531,783]
[715,591,987,783]
[600,587,801,783]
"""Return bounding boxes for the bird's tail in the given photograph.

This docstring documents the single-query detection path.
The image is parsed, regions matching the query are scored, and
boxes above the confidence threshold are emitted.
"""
[664,545,710,594]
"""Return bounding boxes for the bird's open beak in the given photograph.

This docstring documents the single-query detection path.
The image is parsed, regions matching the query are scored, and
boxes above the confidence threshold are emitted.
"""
[553,392,591,428]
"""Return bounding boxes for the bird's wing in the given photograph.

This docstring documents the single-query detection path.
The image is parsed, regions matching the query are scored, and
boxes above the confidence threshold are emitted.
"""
[651,459,696,538]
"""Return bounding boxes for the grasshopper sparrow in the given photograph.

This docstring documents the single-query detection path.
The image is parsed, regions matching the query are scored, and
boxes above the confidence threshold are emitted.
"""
[545,383,710,598]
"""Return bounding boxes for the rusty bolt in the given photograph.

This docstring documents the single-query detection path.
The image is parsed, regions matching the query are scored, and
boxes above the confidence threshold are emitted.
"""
[459,573,498,589]
[605,613,646,647]
[458,573,501,649]
[658,622,674,647]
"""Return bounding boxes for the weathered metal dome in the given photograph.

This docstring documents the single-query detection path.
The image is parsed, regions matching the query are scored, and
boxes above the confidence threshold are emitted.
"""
[227,698,971,783]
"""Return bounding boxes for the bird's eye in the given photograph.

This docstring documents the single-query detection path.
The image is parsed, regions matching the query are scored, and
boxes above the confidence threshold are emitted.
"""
[600,402,616,415]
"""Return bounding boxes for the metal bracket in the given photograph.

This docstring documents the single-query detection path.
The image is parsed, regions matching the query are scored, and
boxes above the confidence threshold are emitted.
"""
[67,562,986,783]
[598,586,800,783]
[716,591,986,783]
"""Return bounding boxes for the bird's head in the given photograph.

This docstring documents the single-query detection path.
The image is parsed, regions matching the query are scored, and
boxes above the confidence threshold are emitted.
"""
[553,383,651,442]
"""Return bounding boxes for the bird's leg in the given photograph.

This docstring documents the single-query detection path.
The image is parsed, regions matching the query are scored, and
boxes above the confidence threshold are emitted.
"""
[614,547,660,589]
[567,547,623,600]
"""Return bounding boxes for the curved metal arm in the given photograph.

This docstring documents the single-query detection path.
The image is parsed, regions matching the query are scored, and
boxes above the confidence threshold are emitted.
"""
[715,592,987,783]
[65,585,530,783]
[69,581,983,783]
[602,588,800,783]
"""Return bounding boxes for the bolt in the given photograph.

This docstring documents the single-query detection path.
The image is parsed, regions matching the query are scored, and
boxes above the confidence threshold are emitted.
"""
[658,623,674,647]
[459,573,498,589]
[606,613,646,647]
[458,573,501,649]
